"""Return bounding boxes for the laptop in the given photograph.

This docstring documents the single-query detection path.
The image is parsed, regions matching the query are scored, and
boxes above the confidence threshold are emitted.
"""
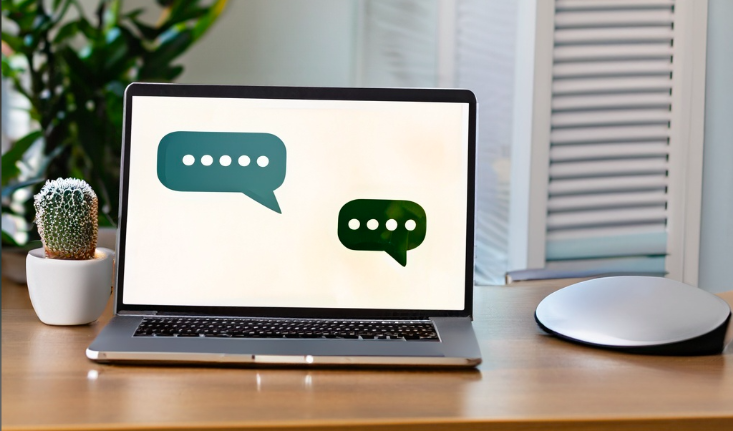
[87,83,481,367]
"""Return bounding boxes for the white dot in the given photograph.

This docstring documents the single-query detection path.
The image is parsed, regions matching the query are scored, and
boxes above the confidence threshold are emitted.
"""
[201,155,213,166]
[348,219,360,230]
[367,219,379,230]
[219,155,231,166]
[257,156,269,167]
[238,155,250,166]
[182,155,194,166]
[405,220,417,231]
[386,219,397,231]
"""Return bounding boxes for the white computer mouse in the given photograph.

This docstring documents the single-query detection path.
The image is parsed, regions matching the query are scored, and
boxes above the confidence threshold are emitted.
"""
[535,276,731,355]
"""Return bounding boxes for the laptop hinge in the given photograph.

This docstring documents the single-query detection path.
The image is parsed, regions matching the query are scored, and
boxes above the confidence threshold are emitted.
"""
[118,310,157,316]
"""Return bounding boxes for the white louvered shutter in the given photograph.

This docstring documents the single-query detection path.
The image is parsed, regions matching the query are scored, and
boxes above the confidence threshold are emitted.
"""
[508,0,706,284]
[544,0,677,274]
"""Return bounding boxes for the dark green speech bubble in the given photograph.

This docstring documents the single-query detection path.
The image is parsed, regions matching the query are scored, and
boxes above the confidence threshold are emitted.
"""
[157,131,286,213]
[338,199,427,266]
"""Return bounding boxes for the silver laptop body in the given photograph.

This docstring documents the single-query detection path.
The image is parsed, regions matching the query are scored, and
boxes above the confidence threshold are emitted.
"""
[87,83,481,367]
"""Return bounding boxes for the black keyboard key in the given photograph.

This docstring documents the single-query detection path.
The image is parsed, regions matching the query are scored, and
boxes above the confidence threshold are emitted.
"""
[134,318,438,341]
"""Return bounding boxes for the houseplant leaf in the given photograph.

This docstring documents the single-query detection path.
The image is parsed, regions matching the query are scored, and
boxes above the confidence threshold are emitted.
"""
[1,131,43,186]
[1,177,45,200]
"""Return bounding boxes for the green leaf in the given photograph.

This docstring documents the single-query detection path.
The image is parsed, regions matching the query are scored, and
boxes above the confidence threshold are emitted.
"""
[155,0,176,9]
[98,210,116,228]
[59,46,95,86]
[1,131,43,186]
[139,28,192,78]
[1,54,20,79]
[1,232,42,251]
[191,0,228,41]
[102,0,121,32]
[130,17,159,40]
[125,8,145,20]
[52,21,79,44]
[1,32,24,54]
[165,6,208,27]
[50,0,74,25]
[36,144,67,175]
[1,231,21,247]
[30,11,55,39]
[25,240,44,251]
[68,17,97,40]
[3,0,38,31]
[1,177,45,200]
[164,64,184,80]
[154,0,228,42]
[101,28,127,70]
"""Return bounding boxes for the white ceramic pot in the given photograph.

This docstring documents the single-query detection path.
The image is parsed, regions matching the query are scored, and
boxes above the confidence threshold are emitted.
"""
[26,247,115,326]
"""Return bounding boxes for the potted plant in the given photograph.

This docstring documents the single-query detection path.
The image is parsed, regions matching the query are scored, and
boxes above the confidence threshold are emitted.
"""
[2,0,227,280]
[26,178,114,325]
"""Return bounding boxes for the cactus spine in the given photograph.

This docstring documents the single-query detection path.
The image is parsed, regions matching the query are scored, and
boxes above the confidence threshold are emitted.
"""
[34,178,98,260]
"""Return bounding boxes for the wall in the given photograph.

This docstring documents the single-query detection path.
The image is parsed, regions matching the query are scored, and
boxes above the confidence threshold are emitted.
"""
[698,0,733,293]
[174,0,357,86]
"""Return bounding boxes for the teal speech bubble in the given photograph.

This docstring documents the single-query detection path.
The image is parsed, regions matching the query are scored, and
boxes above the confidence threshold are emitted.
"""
[157,131,286,213]
[338,199,427,266]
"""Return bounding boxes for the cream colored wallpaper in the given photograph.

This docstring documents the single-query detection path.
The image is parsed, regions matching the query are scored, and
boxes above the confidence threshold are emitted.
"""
[123,96,468,310]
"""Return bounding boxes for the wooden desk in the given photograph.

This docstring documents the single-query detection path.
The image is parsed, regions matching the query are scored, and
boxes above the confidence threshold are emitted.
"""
[2,276,732,431]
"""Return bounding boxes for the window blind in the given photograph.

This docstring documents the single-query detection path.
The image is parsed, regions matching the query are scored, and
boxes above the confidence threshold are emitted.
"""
[545,0,676,274]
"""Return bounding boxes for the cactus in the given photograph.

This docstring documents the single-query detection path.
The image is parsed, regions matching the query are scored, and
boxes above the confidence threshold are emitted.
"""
[34,178,98,260]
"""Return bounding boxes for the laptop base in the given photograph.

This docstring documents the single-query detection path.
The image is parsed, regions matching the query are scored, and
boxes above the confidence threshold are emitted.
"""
[87,316,482,368]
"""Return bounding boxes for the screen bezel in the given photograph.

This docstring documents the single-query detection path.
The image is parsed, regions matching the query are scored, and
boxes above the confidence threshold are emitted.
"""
[115,83,477,319]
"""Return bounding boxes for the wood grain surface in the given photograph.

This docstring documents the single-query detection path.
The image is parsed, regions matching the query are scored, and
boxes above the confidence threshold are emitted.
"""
[2,276,732,431]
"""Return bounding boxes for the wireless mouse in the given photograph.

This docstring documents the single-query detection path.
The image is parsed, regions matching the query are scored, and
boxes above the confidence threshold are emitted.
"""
[535,276,731,355]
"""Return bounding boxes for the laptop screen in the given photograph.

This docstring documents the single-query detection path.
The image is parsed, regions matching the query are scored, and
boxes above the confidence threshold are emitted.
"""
[119,85,474,315]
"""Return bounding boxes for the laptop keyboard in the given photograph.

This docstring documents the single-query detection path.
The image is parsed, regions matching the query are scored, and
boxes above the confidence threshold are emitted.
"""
[133,317,440,341]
